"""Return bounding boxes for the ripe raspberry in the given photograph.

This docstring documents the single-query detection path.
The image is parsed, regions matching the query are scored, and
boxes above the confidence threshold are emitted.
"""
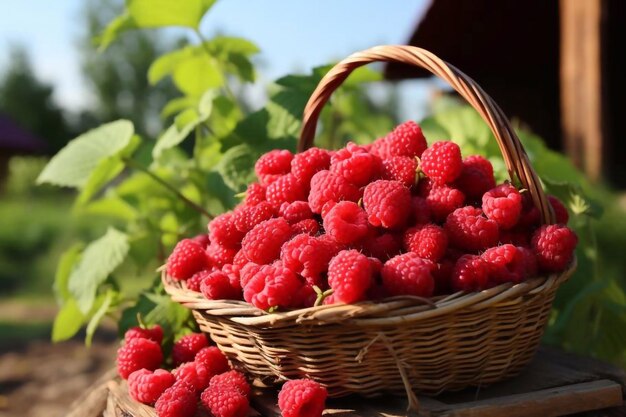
[195,346,229,376]
[445,206,499,251]
[278,379,328,417]
[425,184,465,222]
[233,202,275,234]
[172,333,209,366]
[482,184,523,229]
[279,201,313,224]
[454,155,496,200]
[221,264,242,290]
[242,218,293,264]
[266,174,308,209]
[372,121,427,159]
[320,200,337,218]
[363,180,412,229]
[128,369,175,405]
[292,218,320,236]
[308,170,361,214]
[403,224,448,262]
[201,270,241,300]
[293,284,317,308]
[327,250,374,303]
[239,262,261,289]
[155,382,197,417]
[233,250,250,268]
[201,386,249,417]
[411,196,432,225]
[209,370,250,398]
[330,152,381,187]
[382,253,435,297]
[117,338,163,379]
[416,176,434,197]
[361,233,402,261]
[549,195,569,224]
[281,234,338,286]
[191,233,210,248]
[381,156,417,188]
[174,361,211,392]
[243,263,302,310]
[450,255,489,292]
[243,182,266,206]
[124,324,163,344]
[482,244,538,284]
[531,225,577,272]
[186,269,210,292]
[323,201,369,245]
[209,213,245,248]
[166,239,210,280]
[207,241,238,268]
[420,141,463,185]
[255,149,293,185]
[291,147,331,184]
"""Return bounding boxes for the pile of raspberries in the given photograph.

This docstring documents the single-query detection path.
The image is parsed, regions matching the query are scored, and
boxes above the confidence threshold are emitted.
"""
[117,324,327,417]
[167,121,578,309]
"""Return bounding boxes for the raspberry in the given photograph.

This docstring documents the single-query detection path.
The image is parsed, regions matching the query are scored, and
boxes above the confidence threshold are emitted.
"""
[403,224,448,262]
[255,149,293,185]
[531,225,577,272]
[308,170,361,214]
[124,324,163,344]
[186,269,210,292]
[207,241,238,268]
[291,147,331,184]
[281,234,339,286]
[294,283,317,308]
[201,270,241,300]
[243,263,302,310]
[279,201,313,224]
[450,255,489,292]
[549,195,569,224]
[328,250,374,303]
[323,201,369,245]
[221,264,242,290]
[445,206,499,251]
[363,180,412,229]
[420,141,463,185]
[240,262,262,289]
[233,202,275,234]
[242,218,293,264]
[411,196,432,225]
[191,233,210,248]
[425,184,465,222]
[454,155,496,200]
[330,152,381,187]
[117,338,163,379]
[292,218,320,236]
[266,174,308,209]
[482,244,533,284]
[382,253,435,297]
[499,228,531,247]
[209,370,250,398]
[416,177,434,197]
[278,379,328,417]
[201,386,249,417]
[128,369,175,405]
[174,361,211,392]
[243,182,266,206]
[233,250,250,268]
[172,333,209,366]
[482,184,523,229]
[155,382,197,417]
[361,233,402,261]
[320,200,337,218]
[381,156,417,188]
[195,346,230,376]
[166,239,210,280]
[372,121,427,159]
[209,213,245,248]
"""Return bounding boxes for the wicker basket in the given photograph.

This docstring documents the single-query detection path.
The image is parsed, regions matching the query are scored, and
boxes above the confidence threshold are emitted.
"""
[163,45,575,405]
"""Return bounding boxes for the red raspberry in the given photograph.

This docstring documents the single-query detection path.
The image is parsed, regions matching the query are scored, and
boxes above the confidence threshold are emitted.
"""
[330,152,381,187]
[207,241,238,268]
[292,218,320,236]
[221,264,242,290]
[420,141,463,185]
[266,173,308,209]
[243,182,266,206]
[482,184,523,229]
[450,255,489,292]
[255,149,293,185]
[209,370,250,398]
[381,156,417,188]
[499,228,531,247]
[241,217,293,265]
[411,196,432,225]
[166,239,210,280]
[240,262,261,289]
[128,369,174,405]
[155,382,197,417]
[279,201,313,224]
[291,147,331,184]
[308,170,361,214]
[201,386,249,417]
[186,269,210,292]
[174,361,211,392]
[243,263,303,310]
[361,233,402,261]
[454,155,496,200]
[531,225,577,272]
[195,346,229,376]
[124,324,163,344]
[172,333,209,366]
[549,195,569,224]
[117,338,163,379]
[323,201,369,245]
[233,250,250,268]
[294,283,317,308]
[363,180,412,229]
[432,259,454,295]
[403,224,448,262]
[281,234,338,286]
[416,176,434,197]
[320,200,337,218]
[372,121,427,159]
[191,233,210,248]
[233,201,275,234]
[328,250,374,303]
[482,244,532,284]
[201,270,241,300]
[278,379,328,417]
[425,184,465,222]
[445,206,499,251]
[209,213,245,248]
[382,253,435,297]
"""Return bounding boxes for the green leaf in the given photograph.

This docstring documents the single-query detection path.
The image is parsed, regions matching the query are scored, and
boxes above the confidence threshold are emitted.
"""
[85,290,115,346]
[119,293,191,341]
[149,47,191,85]
[54,244,84,304]
[68,228,130,314]
[97,13,136,50]
[153,108,209,159]
[161,96,197,118]
[75,157,125,206]
[37,120,134,188]
[81,196,138,221]
[215,144,258,192]
[127,0,215,29]
[52,299,85,342]
[173,54,223,95]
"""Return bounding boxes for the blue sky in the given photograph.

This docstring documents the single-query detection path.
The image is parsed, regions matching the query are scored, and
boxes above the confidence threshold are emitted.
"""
[0,0,430,117]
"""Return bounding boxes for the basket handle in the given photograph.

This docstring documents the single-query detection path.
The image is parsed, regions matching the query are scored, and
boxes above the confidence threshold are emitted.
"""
[297,45,554,224]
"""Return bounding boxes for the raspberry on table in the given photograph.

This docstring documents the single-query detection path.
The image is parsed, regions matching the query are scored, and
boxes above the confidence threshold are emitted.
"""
[445,206,499,251]
[281,234,338,286]
[128,369,175,405]
[266,173,309,209]
[233,201,275,234]
[330,151,381,187]
[124,324,163,344]
[450,254,489,292]
[207,241,238,268]
[172,333,209,366]
[411,196,432,225]
[278,379,328,417]
[308,170,361,214]
[424,184,466,222]
[403,224,448,262]
[209,370,250,398]
[292,218,320,236]
[382,252,435,297]
[328,250,374,303]
[291,147,331,184]
[174,361,211,392]
[481,244,535,284]
[117,338,163,379]
[209,213,245,248]
[531,224,577,272]
[243,263,303,310]
[195,346,230,377]
[363,180,412,229]
[155,381,197,417]
[255,149,293,185]
[454,155,496,200]
[200,270,241,300]
[241,217,293,265]
[279,201,313,224]
[482,184,523,229]
[420,141,463,185]
[243,182,266,206]
[548,195,570,224]
[381,156,418,188]
[361,233,402,261]
[201,385,249,417]
[166,239,210,281]
[323,201,369,245]
[371,121,427,159]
